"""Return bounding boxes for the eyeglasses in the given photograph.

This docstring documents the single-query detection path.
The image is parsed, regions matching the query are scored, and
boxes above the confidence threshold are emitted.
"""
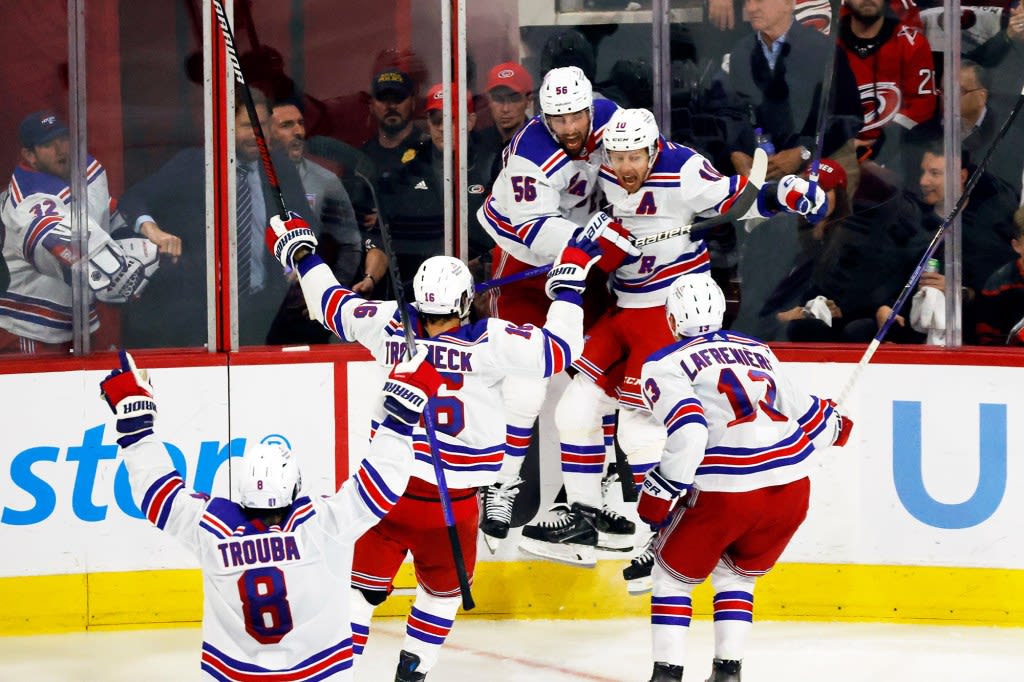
[960,86,985,96]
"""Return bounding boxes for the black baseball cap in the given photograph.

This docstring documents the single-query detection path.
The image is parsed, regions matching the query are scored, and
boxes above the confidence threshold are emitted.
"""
[19,111,69,149]
[371,69,414,99]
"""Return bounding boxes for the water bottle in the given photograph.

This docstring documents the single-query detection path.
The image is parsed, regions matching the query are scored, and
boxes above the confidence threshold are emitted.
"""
[924,258,941,274]
[754,127,775,155]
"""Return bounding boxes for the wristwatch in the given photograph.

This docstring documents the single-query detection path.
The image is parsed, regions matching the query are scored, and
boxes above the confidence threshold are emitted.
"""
[799,145,812,162]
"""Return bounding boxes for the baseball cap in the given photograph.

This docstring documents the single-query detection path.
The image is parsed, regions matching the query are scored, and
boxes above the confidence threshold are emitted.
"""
[19,111,69,149]
[485,62,534,95]
[806,158,848,192]
[371,69,414,100]
[424,83,475,113]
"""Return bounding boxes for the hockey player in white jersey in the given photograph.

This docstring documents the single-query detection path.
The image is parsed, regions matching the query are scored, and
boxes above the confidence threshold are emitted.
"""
[520,108,830,571]
[100,348,442,681]
[0,111,169,354]
[637,274,853,682]
[476,66,639,550]
[265,212,595,679]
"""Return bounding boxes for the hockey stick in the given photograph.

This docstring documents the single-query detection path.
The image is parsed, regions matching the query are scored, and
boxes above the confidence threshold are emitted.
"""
[354,171,476,611]
[803,10,840,208]
[212,0,288,218]
[475,148,768,293]
[836,84,1024,406]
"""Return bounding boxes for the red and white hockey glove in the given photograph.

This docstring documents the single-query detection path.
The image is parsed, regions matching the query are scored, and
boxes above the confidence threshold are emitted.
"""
[382,344,444,426]
[596,220,641,273]
[832,409,854,447]
[637,466,690,529]
[777,175,827,224]
[100,349,157,448]
[265,211,318,270]
[545,234,602,302]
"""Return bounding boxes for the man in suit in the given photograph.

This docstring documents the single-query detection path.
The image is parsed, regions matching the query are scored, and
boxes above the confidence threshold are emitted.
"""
[709,0,864,185]
[118,90,317,348]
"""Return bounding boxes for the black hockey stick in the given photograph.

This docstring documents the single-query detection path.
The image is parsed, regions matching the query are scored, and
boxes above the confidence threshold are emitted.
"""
[804,10,840,206]
[355,171,476,611]
[837,83,1024,406]
[475,148,768,293]
[213,0,288,218]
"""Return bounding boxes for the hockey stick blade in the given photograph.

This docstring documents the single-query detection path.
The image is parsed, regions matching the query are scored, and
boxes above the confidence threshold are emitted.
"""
[631,146,768,248]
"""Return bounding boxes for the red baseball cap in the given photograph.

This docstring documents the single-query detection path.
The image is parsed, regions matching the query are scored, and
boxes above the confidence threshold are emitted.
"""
[485,62,534,95]
[425,83,475,113]
[806,158,848,192]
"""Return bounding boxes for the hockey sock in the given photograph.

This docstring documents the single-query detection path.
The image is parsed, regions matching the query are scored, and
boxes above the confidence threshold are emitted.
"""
[402,586,461,672]
[651,562,698,667]
[710,559,756,661]
[617,407,666,492]
[496,374,549,483]
[349,588,378,659]
[555,376,616,507]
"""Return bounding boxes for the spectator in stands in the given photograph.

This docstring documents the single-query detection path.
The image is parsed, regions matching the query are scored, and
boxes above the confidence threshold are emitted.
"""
[479,62,534,186]
[376,83,493,293]
[709,0,864,189]
[959,60,1023,198]
[118,91,316,347]
[974,207,1024,344]
[839,0,938,165]
[361,68,424,181]
[0,111,175,354]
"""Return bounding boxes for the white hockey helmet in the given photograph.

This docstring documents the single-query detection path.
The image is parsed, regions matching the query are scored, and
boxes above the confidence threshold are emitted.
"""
[603,107,660,170]
[412,256,475,319]
[236,443,301,510]
[666,274,726,337]
[539,66,593,116]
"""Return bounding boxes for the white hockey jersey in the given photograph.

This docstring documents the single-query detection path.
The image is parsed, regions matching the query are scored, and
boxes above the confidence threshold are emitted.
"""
[297,254,584,489]
[0,158,110,343]
[123,419,416,681]
[600,141,768,309]
[478,98,619,267]
[641,330,840,493]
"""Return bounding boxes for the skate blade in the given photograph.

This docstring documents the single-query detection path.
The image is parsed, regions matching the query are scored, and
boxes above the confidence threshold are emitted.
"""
[626,575,652,595]
[597,531,634,552]
[518,538,596,567]
[483,533,501,555]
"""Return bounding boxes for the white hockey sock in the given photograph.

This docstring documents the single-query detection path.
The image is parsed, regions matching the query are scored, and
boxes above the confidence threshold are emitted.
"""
[710,559,756,661]
[402,586,461,672]
[617,407,667,492]
[651,562,698,666]
[349,588,377,659]
[496,374,549,483]
[556,375,616,507]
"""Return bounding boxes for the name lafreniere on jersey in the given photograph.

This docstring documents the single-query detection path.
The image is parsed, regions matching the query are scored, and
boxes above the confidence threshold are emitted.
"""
[679,344,773,381]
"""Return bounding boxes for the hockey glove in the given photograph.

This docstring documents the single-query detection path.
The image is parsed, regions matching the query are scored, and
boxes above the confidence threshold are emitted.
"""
[265,211,318,270]
[544,235,602,302]
[777,175,827,224]
[596,220,641,273]
[100,349,157,448]
[832,409,854,447]
[637,466,689,529]
[382,344,444,426]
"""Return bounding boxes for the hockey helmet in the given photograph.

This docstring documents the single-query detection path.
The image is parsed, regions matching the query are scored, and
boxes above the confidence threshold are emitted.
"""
[604,107,661,171]
[236,442,301,510]
[665,274,726,337]
[412,256,475,319]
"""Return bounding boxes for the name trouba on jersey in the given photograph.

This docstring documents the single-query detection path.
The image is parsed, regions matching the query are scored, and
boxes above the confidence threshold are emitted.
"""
[216,535,302,569]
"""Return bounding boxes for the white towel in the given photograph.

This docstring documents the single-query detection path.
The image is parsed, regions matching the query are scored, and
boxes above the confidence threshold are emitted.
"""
[910,286,946,345]
[803,295,832,327]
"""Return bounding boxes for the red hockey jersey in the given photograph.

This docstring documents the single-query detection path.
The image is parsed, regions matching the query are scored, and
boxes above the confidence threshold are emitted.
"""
[839,15,938,142]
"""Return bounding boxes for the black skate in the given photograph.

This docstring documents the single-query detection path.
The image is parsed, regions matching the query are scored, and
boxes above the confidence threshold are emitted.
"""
[480,477,522,553]
[706,658,741,682]
[395,650,426,681]
[649,662,684,682]
[623,533,655,595]
[598,468,635,551]
[518,502,599,566]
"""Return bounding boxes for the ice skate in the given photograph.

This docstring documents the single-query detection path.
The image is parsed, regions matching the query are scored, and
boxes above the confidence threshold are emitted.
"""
[623,533,655,595]
[518,502,599,567]
[706,658,741,682]
[649,662,684,682]
[597,467,635,551]
[480,477,522,553]
[395,650,426,681]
